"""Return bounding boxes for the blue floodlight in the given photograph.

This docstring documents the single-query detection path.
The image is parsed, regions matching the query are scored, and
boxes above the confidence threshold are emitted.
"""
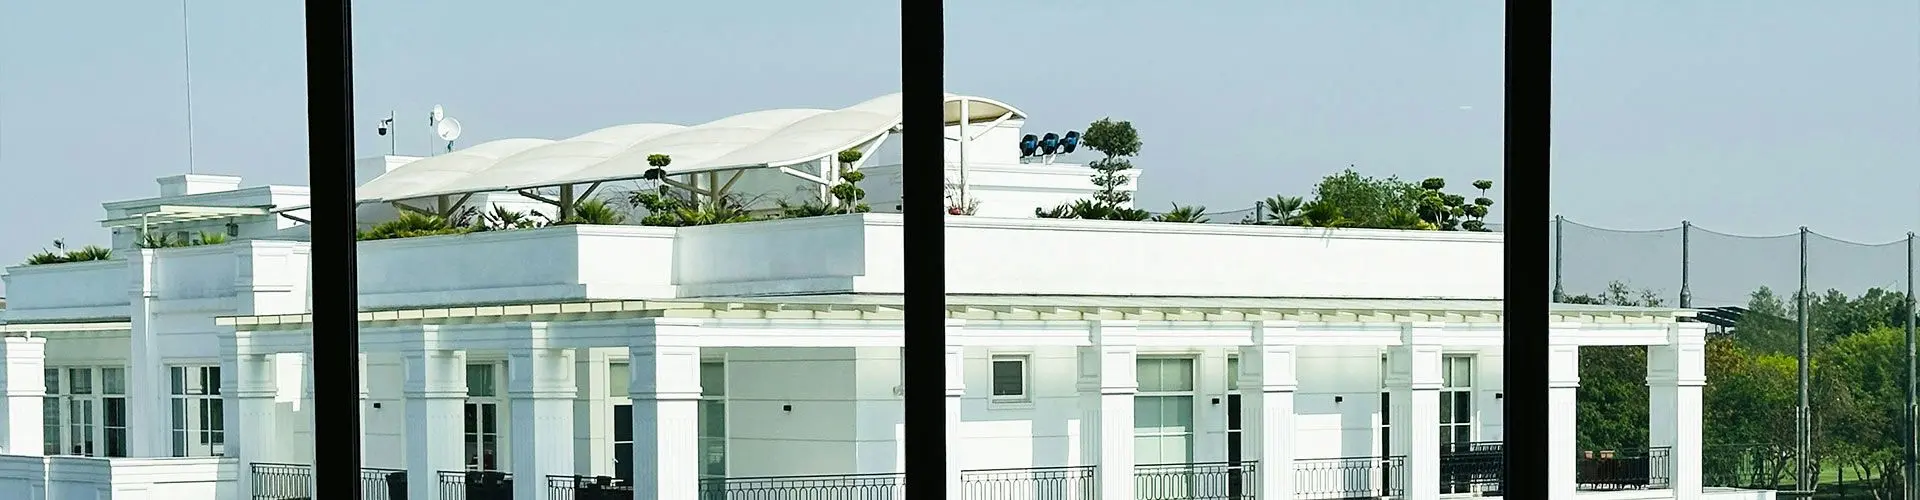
[1060,131,1081,154]
[1019,134,1039,157]
[1039,133,1060,155]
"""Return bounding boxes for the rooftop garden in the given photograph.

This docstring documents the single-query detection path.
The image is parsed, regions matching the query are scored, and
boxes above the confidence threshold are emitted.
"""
[21,239,112,266]
[347,115,1498,241]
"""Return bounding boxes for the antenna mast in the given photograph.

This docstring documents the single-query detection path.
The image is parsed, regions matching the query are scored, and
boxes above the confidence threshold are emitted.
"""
[179,0,198,174]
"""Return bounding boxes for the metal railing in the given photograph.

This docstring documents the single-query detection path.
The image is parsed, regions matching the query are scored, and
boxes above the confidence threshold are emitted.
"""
[1294,456,1404,499]
[252,462,314,500]
[251,462,409,500]
[438,470,513,500]
[961,465,1097,500]
[1440,441,1505,496]
[1576,447,1673,491]
[1134,461,1257,500]
[549,475,633,500]
[699,472,904,500]
[360,467,407,500]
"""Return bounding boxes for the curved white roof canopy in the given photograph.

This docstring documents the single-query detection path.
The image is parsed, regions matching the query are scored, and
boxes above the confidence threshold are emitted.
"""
[354,138,553,203]
[358,93,1026,204]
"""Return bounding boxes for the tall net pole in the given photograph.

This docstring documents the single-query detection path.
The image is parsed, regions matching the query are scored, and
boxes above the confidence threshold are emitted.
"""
[1907,232,1917,500]
[1797,226,1812,494]
[1553,215,1565,303]
[1679,221,1692,309]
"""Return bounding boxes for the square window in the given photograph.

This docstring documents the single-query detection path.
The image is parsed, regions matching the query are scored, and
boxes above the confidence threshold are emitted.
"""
[1226,357,1240,392]
[467,364,495,397]
[989,356,1028,402]
[700,362,726,397]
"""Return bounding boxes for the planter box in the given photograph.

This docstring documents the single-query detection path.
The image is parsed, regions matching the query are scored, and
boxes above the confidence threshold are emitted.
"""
[357,224,679,309]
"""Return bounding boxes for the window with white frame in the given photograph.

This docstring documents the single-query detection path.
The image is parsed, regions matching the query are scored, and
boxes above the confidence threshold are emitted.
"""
[465,363,503,471]
[1134,357,1196,465]
[988,354,1030,403]
[1439,355,1473,446]
[609,360,726,483]
[1225,356,1243,466]
[169,365,223,457]
[44,366,129,457]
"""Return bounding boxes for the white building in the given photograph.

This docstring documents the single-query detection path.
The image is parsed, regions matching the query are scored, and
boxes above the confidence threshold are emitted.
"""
[0,93,1770,500]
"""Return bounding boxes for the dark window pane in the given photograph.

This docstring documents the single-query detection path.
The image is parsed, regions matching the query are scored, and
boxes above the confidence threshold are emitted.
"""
[1453,391,1472,424]
[990,359,1023,396]
[614,404,632,442]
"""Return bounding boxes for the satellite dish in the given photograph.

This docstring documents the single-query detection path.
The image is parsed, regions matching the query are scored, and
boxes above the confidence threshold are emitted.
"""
[430,105,445,125]
[436,117,463,142]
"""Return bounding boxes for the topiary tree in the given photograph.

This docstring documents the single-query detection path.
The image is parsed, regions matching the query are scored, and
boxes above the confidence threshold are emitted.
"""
[832,149,870,214]
[1034,117,1151,221]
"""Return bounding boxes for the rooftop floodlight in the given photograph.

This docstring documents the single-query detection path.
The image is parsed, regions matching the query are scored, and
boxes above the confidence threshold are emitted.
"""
[1019,134,1039,158]
[1039,132,1061,155]
[1060,130,1081,154]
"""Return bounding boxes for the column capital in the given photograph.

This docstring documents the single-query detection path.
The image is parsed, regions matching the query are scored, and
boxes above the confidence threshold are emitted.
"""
[944,345,965,396]
[628,319,704,348]
[1548,344,1580,388]
[1089,320,1139,346]
[626,344,701,401]
[1251,321,1301,345]
[401,347,468,399]
[507,347,578,399]
[1238,344,1298,392]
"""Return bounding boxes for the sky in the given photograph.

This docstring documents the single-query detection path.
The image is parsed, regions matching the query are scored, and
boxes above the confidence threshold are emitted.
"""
[1,1,1916,297]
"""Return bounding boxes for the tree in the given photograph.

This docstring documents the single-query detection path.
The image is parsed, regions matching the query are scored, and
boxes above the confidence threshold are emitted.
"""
[1563,281,1663,451]
[1035,118,1152,221]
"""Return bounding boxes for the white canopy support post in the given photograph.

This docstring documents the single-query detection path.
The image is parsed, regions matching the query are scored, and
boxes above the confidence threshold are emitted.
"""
[516,190,559,206]
[957,98,970,209]
[707,172,720,204]
[716,171,744,200]
[437,193,473,218]
[558,184,576,221]
[820,157,837,206]
[576,182,605,202]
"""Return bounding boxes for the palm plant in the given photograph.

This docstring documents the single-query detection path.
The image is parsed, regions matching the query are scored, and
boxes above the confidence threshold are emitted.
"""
[563,199,627,225]
[1152,204,1209,223]
[358,211,469,240]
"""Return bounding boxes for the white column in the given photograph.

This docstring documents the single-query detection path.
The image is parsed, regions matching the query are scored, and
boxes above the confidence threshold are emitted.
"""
[1547,343,1580,500]
[1388,325,1443,500]
[358,353,370,464]
[126,250,169,457]
[222,349,279,464]
[510,345,578,500]
[574,348,611,477]
[402,332,468,500]
[1650,324,1706,500]
[944,343,965,500]
[1078,321,1137,500]
[629,320,702,500]
[1241,321,1297,499]
[0,337,47,456]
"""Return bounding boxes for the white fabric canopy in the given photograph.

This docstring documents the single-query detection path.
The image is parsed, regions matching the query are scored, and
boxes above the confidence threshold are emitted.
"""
[356,93,1025,203]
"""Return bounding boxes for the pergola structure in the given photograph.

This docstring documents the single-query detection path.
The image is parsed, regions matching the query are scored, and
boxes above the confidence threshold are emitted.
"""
[292,93,1026,221]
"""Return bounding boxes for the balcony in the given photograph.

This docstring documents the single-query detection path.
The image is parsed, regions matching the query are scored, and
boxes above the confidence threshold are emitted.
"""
[1439,441,1505,496]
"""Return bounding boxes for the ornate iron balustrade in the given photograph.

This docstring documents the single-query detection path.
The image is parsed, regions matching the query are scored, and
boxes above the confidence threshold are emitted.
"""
[437,470,513,500]
[699,472,905,500]
[1440,441,1505,496]
[1294,456,1404,499]
[548,475,633,500]
[1134,461,1257,500]
[962,465,1096,500]
[1575,446,1672,491]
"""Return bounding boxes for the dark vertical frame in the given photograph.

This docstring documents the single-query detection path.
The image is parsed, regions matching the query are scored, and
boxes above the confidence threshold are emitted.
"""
[901,1,947,499]
[1503,1,1551,499]
[304,0,364,498]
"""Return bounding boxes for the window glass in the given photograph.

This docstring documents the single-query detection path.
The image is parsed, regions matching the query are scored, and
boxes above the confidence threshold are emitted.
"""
[608,362,630,398]
[467,364,494,397]
[990,358,1024,397]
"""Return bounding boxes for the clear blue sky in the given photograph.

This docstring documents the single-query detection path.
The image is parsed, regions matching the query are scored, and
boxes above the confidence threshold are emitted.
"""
[2,1,1916,297]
